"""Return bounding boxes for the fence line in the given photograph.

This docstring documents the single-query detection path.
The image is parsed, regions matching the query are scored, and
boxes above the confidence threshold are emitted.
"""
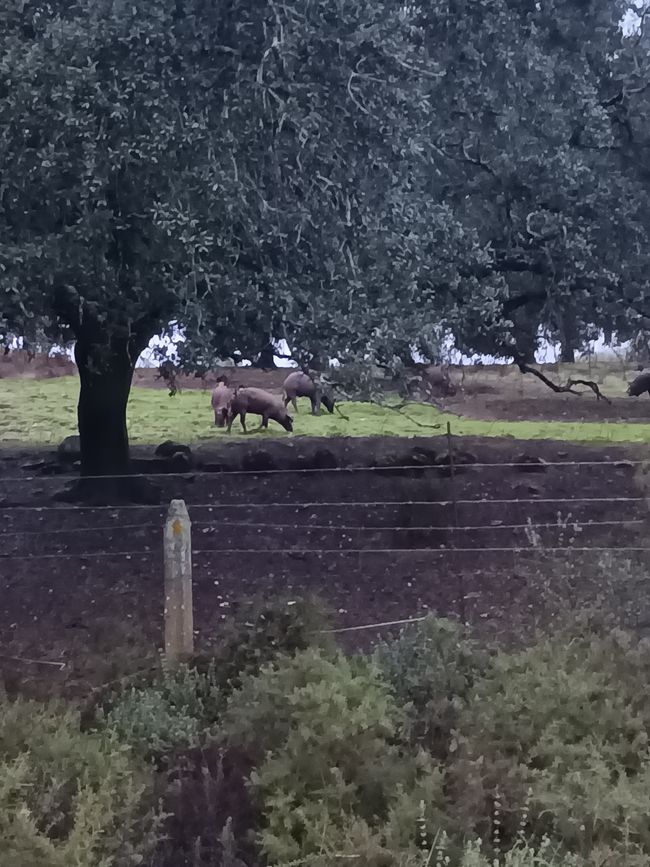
[0,516,644,541]
[0,495,646,514]
[0,457,646,485]
[2,544,649,561]
[0,522,161,537]
[2,494,648,666]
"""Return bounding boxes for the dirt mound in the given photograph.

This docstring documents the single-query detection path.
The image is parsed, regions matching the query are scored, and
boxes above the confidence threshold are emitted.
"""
[132,366,290,393]
[0,351,75,379]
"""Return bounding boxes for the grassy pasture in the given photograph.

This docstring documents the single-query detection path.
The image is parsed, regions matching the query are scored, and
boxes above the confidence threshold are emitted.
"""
[1,372,649,445]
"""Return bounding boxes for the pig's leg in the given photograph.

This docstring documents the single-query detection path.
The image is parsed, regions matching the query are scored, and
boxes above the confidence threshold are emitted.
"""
[291,397,298,413]
[247,414,264,433]
[240,412,248,434]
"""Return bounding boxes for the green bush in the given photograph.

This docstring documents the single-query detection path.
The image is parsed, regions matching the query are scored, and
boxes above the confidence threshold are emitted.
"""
[223,648,448,863]
[374,616,490,753]
[260,826,586,867]
[97,661,222,760]
[450,628,650,858]
[200,595,333,694]
[96,596,329,762]
[0,699,160,867]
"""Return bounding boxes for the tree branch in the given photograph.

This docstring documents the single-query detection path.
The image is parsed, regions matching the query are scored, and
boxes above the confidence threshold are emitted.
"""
[566,378,612,404]
[516,361,611,403]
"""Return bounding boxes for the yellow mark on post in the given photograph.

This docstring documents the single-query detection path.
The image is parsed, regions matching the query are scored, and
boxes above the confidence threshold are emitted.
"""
[172,519,182,536]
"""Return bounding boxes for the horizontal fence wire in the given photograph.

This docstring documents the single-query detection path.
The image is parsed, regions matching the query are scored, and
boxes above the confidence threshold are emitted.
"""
[0,496,646,513]
[0,517,644,540]
[1,545,649,560]
[0,457,646,485]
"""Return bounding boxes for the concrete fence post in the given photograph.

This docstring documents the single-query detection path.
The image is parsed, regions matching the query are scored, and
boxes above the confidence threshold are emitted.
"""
[164,498,194,663]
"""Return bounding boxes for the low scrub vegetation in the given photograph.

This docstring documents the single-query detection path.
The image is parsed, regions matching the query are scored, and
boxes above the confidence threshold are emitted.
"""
[3,600,650,865]
[0,700,161,867]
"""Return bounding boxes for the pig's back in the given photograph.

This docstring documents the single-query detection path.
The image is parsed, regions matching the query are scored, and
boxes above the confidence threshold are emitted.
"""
[236,387,283,412]
[211,384,233,408]
[284,372,313,395]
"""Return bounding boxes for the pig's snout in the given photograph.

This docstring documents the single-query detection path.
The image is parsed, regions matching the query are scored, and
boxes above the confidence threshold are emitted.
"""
[283,415,294,432]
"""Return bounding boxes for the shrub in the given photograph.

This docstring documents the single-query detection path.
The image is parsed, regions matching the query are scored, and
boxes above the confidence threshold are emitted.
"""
[0,699,160,867]
[374,616,490,753]
[450,628,650,858]
[97,661,222,761]
[223,648,448,863]
[96,597,329,762]
[195,594,333,695]
[263,827,586,867]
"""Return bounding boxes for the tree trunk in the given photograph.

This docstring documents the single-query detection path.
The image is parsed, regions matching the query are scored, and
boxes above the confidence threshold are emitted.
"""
[76,337,133,478]
[559,342,575,363]
[62,335,157,503]
[253,343,276,369]
[559,311,578,363]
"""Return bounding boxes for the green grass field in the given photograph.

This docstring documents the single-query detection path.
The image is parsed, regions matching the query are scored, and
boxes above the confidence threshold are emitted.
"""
[1,376,650,446]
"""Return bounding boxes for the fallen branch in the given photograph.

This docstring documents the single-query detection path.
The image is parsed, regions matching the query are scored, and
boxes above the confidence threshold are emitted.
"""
[325,373,459,428]
[383,399,461,429]
[517,362,581,395]
[567,378,612,405]
[517,362,611,404]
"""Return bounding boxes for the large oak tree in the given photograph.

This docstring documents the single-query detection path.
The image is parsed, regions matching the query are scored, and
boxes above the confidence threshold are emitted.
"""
[0,0,457,495]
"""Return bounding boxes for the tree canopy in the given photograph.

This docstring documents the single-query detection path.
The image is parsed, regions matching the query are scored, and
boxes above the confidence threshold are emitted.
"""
[1,0,649,492]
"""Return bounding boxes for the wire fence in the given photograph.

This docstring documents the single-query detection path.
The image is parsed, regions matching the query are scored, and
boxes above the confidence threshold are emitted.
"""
[2,546,649,561]
[1,456,648,659]
[0,457,646,485]
[0,516,644,539]
[0,495,646,513]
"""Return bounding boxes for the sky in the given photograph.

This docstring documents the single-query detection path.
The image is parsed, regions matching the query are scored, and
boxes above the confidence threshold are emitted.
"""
[18,328,631,368]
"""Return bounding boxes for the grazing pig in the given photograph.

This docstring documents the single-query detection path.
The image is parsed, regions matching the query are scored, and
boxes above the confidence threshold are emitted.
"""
[158,360,180,396]
[423,365,456,396]
[283,371,335,415]
[628,371,650,397]
[227,387,293,433]
[211,378,234,427]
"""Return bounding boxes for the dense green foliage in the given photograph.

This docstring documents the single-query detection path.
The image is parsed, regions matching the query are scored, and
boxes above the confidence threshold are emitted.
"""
[97,597,330,762]
[0,700,160,866]
[11,605,650,866]
[374,617,489,754]
[223,623,650,866]
[97,662,222,761]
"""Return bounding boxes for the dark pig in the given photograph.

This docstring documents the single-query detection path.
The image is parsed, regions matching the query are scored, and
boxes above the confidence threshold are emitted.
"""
[628,371,650,397]
[157,360,180,396]
[211,377,234,427]
[283,371,335,415]
[227,387,293,433]
[423,365,456,396]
